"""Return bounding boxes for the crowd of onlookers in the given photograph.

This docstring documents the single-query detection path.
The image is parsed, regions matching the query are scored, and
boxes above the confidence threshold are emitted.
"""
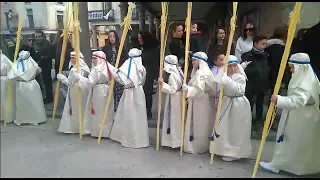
[1,20,319,132]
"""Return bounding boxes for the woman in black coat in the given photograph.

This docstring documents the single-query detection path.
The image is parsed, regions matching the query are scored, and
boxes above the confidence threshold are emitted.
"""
[19,35,37,60]
[53,30,74,72]
[137,31,160,120]
[101,30,127,112]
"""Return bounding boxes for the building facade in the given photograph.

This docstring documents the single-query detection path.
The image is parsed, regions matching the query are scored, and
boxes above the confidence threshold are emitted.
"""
[1,2,67,41]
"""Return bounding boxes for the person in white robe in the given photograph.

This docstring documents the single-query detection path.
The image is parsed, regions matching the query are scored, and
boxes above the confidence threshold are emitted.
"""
[7,50,46,126]
[108,48,149,148]
[57,51,91,134]
[1,50,16,123]
[74,51,115,138]
[210,55,252,162]
[182,52,216,154]
[158,55,184,148]
[260,53,320,175]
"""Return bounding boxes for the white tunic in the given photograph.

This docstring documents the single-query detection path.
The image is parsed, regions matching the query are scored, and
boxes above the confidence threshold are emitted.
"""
[161,74,183,148]
[211,73,252,158]
[235,37,253,63]
[184,70,215,154]
[271,88,320,175]
[1,53,15,123]
[79,68,114,138]
[58,69,90,134]
[109,58,149,148]
[7,53,47,125]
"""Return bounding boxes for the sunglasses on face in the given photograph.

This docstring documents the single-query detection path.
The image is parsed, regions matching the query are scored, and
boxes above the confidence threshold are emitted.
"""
[245,28,254,31]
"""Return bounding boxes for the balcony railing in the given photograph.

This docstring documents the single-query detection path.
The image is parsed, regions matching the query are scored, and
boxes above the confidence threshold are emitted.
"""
[88,10,115,21]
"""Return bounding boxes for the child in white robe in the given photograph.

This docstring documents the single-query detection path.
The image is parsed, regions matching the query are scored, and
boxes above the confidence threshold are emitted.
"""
[158,55,184,148]
[1,51,16,123]
[210,55,252,162]
[260,53,320,175]
[182,52,216,154]
[7,50,46,126]
[75,51,115,138]
[57,51,91,134]
[108,48,149,148]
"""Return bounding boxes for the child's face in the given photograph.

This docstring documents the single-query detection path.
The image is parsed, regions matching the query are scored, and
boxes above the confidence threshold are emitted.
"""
[191,24,198,34]
[254,39,267,50]
[192,58,199,69]
[214,54,225,67]
[70,57,76,65]
[289,64,295,73]
[92,57,98,66]
[227,63,238,75]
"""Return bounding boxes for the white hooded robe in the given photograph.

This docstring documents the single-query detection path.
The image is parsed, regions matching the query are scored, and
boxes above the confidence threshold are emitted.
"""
[58,52,91,134]
[109,48,149,148]
[1,51,16,123]
[78,51,115,138]
[211,56,252,159]
[161,55,184,148]
[7,50,46,125]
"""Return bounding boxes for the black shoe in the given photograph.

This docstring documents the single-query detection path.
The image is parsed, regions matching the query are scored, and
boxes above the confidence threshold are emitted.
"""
[43,98,53,104]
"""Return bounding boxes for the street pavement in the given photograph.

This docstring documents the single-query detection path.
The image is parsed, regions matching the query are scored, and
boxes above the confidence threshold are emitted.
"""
[0,120,295,178]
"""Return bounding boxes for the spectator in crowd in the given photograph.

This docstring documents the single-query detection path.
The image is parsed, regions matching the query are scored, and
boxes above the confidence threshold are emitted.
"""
[138,31,160,120]
[19,35,37,60]
[208,26,235,64]
[265,26,288,92]
[235,23,255,62]
[33,30,55,104]
[190,22,204,54]
[53,30,74,73]
[169,22,185,65]
[290,28,308,55]
[241,35,269,132]
[101,30,127,112]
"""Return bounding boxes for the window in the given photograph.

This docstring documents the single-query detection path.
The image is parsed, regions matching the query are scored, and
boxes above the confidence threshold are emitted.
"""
[4,12,10,29]
[102,2,112,14]
[56,11,64,29]
[26,9,34,28]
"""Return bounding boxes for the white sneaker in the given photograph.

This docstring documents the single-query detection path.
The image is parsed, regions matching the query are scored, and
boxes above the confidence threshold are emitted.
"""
[222,156,239,162]
[32,123,39,126]
[14,120,21,126]
[259,162,280,173]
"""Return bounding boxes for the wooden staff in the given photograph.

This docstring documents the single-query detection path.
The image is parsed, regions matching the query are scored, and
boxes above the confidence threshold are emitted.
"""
[209,2,238,165]
[156,2,169,151]
[52,3,72,123]
[97,2,133,144]
[72,2,83,139]
[251,2,302,178]
[3,15,22,127]
[180,2,192,157]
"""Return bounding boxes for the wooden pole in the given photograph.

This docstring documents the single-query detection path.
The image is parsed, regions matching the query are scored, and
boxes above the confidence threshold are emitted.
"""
[156,2,169,151]
[251,2,302,178]
[209,2,238,165]
[180,2,192,157]
[97,2,133,144]
[52,3,71,123]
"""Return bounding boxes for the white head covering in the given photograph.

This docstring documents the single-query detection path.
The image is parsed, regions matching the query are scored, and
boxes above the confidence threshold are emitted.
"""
[191,52,215,89]
[288,53,320,104]
[91,51,112,79]
[118,48,146,87]
[164,55,184,84]
[69,51,90,73]
[7,50,39,81]
[1,50,13,76]
[227,55,247,79]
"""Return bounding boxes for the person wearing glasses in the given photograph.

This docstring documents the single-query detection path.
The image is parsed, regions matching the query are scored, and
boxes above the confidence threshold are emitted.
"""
[235,23,255,63]
[19,35,37,61]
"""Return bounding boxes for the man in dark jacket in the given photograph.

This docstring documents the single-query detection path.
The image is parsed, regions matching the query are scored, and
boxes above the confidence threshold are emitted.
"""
[33,30,55,104]
[241,35,269,130]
